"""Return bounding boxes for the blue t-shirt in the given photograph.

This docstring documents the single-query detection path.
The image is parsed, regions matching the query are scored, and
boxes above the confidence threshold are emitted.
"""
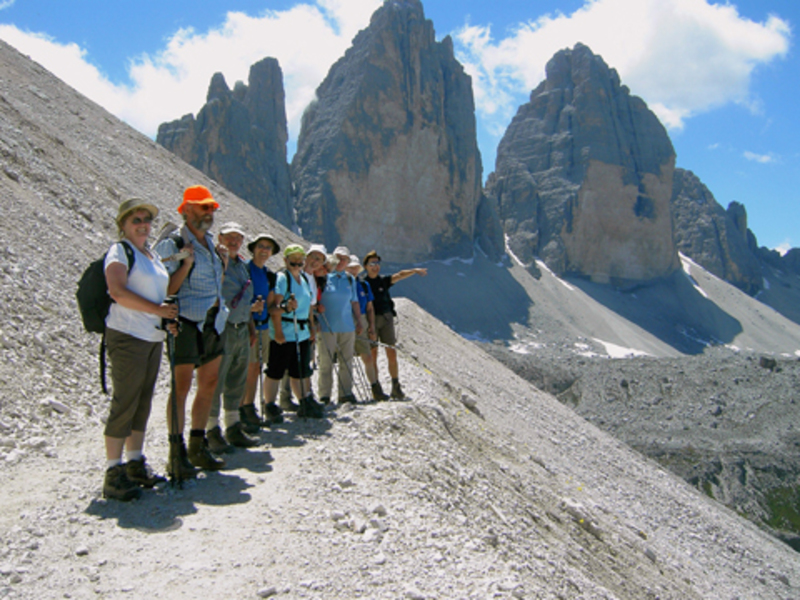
[269,271,312,342]
[318,271,358,333]
[248,261,274,330]
[355,279,373,315]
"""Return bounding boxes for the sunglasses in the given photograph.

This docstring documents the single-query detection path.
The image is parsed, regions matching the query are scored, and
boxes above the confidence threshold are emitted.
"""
[255,243,274,251]
[288,261,304,267]
[131,216,152,225]
[195,204,216,212]
[367,261,380,266]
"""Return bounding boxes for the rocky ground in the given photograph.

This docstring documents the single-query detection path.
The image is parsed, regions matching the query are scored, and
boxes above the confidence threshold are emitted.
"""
[3,302,800,599]
[485,342,800,551]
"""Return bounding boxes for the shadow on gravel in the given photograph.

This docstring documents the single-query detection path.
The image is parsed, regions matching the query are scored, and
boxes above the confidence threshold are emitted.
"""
[567,269,743,354]
[84,471,255,532]
[395,254,531,342]
[262,412,334,449]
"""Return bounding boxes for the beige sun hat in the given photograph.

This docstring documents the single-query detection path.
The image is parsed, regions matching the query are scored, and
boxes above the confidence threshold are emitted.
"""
[116,197,159,227]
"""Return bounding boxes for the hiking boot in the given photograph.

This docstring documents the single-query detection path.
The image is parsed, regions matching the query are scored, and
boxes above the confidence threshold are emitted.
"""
[167,438,198,481]
[390,379,406,400]
[319,396,331,406]
[188,436,226,471]
[103,464,142,501]
[264,402,284,426]
[297,395,325,419]
[339,393,358,405]
[226,422,259,448]
[239,404,264,434]
[126,457,166,488]
[206,425,235,454]
[371,382,389,402]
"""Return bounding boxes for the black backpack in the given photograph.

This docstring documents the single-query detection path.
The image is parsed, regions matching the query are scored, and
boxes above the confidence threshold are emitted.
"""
[76,242,135,393]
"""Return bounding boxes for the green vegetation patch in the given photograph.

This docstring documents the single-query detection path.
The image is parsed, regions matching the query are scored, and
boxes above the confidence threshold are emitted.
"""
[765,486,800,534]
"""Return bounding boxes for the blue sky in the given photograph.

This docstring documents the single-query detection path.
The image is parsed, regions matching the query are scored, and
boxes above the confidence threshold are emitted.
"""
[0,0,796,252]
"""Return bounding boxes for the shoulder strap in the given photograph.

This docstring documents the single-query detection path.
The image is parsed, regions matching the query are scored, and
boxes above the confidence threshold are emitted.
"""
[120,241,135,273]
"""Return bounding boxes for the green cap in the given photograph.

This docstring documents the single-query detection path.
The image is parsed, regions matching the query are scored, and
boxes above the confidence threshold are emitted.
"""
[283,243,306,258]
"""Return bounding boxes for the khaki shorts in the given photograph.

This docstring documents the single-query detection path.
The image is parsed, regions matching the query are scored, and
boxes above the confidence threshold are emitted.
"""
[374,313,397,346]
[249,328,272,364]
[354,314,371,355]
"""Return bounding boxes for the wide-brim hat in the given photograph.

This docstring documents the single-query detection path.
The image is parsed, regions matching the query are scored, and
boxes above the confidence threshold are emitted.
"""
[248,233,280,255]
[116,197,159,227]
[177,185,219,214]
[333,245,350,259]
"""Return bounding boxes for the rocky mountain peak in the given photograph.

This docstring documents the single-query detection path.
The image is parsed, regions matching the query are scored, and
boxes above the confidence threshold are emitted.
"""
[486,43,679,285]
[291,0,493,262]
[157,56,293,226]
[671,168,762,295]
[207,71,230,102]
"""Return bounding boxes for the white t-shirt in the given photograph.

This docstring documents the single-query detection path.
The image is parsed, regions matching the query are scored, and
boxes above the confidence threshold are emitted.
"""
[104,241,170,342]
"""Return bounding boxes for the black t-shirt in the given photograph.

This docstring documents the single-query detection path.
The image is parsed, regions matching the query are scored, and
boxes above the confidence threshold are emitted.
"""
[365,274,395,316]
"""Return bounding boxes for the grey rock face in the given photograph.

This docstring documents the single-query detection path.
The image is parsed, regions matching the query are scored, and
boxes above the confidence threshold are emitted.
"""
[292,0,489,262]
[671,168,763,294]
[486,43,679,284]
[157,58,293,226]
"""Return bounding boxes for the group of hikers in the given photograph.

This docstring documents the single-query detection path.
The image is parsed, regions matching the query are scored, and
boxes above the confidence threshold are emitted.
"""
[99,185,427,501]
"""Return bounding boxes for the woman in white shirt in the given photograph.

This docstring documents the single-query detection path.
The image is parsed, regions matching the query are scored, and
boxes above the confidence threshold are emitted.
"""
[102,198,178,501]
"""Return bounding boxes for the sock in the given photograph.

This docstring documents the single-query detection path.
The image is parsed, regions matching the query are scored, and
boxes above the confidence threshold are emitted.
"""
[190,429,205,439]
[125,450,143,463]
[224,410,240,429]
[107,458,122,469]
[206,415,220,431]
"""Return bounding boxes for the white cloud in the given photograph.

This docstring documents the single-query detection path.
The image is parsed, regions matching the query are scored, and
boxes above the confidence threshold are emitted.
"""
[453,0,791,134]
[774,240,793,256]
[743,150,776,164]
[0,1,15,11]
[0,1,380,140]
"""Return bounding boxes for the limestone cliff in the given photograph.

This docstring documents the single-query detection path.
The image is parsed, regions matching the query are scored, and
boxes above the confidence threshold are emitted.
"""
[292,0,494,262]
[671,168,763,294]
[157,58,293,226]
[486,43,679,284]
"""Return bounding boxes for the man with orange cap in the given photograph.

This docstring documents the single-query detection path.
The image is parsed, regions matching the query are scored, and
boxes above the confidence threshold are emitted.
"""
[155,185,230,477]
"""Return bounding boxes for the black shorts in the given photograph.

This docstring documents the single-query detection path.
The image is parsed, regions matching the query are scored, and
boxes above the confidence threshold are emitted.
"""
[173,307,225,367]
[266,339,312,380]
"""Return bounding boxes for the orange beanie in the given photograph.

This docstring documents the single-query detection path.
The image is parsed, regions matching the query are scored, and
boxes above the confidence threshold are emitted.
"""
[177,185,219,214]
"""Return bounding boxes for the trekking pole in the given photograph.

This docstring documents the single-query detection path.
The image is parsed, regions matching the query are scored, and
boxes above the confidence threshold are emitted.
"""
[292,308,305,402]
[164,329,184,491]
[257,331,267,422]
[352,350,372,402]
[318,311,361,402]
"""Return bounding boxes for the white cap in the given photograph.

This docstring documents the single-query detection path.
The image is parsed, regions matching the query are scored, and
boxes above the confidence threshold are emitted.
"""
[348,254,361,268]
[307,243,327,259]
[333,245,350,258]
[219,221,246,237]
